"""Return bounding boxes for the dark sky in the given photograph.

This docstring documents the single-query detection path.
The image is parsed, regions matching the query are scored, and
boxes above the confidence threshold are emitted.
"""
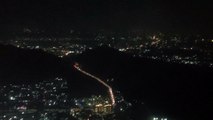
[0,0,212,32]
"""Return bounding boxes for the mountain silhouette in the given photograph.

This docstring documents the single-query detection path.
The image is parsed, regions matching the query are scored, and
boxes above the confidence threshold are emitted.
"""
[0,44,68,84]
[0,44,212,120]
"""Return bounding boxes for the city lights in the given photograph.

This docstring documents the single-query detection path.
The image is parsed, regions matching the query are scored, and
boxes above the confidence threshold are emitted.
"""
[74,63,116,106]
[0,0,212,119]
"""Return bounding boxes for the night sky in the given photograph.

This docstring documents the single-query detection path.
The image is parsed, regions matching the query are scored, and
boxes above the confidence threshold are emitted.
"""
[0,0,212,32]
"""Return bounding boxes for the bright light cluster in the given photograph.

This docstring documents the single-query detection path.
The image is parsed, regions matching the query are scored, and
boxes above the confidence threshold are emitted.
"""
[74,63,116,106]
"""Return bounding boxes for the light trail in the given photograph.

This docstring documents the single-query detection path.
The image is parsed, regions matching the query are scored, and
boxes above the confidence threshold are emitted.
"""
[73,63,115,106]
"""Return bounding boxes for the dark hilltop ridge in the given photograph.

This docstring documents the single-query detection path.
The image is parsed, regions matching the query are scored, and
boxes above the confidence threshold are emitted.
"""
[0,44,212,120]
[0,44,69,84]
[0,44,107,96]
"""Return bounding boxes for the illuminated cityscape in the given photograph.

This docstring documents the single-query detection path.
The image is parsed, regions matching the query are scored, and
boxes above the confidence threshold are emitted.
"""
[0,29,212,120]
[0,77,131,120]
[1,30,212,68]
[0,0,213,120]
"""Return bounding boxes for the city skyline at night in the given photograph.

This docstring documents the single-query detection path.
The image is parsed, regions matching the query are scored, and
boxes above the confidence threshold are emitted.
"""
[0,0,212,120]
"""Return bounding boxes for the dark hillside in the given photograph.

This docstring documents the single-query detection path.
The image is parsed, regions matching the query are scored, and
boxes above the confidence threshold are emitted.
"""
[69,46,213,120]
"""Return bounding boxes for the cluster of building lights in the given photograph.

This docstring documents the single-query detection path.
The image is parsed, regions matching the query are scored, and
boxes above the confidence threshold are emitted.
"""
[0,77,131,120]
[153,117,167,120]
[2,31,212,67]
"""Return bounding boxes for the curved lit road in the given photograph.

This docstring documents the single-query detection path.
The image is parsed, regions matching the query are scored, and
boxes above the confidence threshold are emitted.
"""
[73,63,115,106]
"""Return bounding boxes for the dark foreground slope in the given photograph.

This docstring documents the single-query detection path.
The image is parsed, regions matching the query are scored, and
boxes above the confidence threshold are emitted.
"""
[0,44,69,84]
[69,46,213,120]
[0,44,106,96]
[1,44,212,120]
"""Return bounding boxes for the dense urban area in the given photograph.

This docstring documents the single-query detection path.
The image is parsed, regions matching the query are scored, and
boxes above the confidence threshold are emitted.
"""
[0,29,212,120]
[1,0,213,120]
[1,29,213,67]
[0,77,132,120]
